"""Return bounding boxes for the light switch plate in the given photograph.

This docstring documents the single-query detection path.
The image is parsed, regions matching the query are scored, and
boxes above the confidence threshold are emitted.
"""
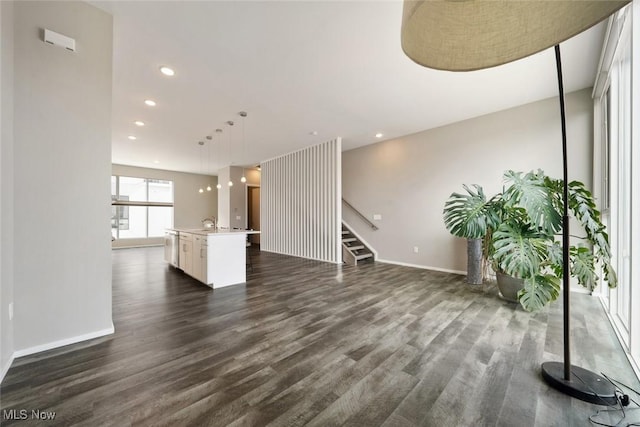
[373,214,382,220]
[236,215,241,220]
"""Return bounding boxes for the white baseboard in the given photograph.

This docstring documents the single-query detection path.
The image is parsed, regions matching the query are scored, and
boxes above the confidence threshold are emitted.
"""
[0,353,15,384]
[376,258,466,275]
[112,243,163,250]
[13,324,115,358]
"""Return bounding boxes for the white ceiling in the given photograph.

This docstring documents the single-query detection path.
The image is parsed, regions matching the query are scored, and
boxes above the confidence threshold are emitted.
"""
[92,1,606,175]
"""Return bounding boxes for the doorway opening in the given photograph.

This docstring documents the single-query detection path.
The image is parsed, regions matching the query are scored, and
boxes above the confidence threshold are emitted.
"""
[247,185,260,246]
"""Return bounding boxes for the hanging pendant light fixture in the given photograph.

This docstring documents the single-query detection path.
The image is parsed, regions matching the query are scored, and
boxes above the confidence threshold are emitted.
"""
[206,135,213,192]
[215,128,223,189]
[239,111,247,183]
[197,140,205,193]
[226,120,234,187]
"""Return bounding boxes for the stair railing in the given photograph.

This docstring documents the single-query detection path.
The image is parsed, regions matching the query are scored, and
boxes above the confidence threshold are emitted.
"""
[342,198,379,230]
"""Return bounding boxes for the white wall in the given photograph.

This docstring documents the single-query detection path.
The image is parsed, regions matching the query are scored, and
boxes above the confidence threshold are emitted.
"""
[12,1,113,354]
[111,164,218,247]
[0,0,15,381]
[343,89,594,273]
[262,139,342,263]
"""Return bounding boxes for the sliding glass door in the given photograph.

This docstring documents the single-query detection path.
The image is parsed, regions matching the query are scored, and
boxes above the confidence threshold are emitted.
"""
[593,3,638,376]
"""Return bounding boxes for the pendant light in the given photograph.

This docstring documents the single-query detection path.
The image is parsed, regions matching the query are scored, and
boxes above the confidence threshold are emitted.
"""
[197,140,205,193]
[226,120,234,187]
[215,128,223,189]
[205,135,212,192]
[239,111,247,183]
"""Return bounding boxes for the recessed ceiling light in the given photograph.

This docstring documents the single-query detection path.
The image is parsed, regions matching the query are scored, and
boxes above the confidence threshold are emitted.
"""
[153,160,160,164]
[134,121,145,126]
[375,133,383,138]
[160,66,175,76]
[128,135,137,140]
[309,131,318,136]
[144,99,156,107]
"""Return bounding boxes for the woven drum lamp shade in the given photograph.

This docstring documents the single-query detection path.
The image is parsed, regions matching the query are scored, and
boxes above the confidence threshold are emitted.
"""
[401,0,631,71]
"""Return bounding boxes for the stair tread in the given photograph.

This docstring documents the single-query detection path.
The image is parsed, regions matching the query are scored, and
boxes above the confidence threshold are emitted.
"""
[342,222,374,264]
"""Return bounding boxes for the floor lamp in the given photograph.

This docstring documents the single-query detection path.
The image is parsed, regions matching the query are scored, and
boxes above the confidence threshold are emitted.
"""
[400,0,630,405]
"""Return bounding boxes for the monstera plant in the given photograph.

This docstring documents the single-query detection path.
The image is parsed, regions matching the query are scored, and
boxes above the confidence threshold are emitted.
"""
[443,170,616,312]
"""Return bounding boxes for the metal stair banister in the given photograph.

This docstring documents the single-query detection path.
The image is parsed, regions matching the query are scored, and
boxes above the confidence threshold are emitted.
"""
[342,198,378,230]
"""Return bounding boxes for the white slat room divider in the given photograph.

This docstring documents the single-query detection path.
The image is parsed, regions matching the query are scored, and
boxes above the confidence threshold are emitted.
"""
[261,138,342,263]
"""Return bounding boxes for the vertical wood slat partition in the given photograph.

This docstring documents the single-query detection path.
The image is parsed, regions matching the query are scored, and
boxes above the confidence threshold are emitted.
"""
[261,138,342,263]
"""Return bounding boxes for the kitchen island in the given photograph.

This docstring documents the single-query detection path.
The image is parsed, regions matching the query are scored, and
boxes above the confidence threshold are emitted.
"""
[164,228,259,288]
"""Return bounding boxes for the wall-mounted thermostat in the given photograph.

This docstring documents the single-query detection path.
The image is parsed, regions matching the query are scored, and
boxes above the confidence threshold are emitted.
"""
[44,29,76,52]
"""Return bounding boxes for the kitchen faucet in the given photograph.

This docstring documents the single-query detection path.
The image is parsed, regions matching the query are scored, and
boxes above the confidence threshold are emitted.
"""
[202,217,217,229]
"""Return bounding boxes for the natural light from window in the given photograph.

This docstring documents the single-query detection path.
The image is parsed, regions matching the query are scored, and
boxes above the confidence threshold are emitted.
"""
[111,176,174,239]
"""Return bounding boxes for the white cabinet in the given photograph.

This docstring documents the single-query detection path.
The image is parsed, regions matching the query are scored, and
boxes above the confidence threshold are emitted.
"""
[179,233,193,274]
[179,232,209,285]
[192,234,208,284]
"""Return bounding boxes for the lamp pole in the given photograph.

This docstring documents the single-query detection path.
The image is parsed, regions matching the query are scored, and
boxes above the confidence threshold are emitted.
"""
[554,45,571,382]
[539,45,617,405]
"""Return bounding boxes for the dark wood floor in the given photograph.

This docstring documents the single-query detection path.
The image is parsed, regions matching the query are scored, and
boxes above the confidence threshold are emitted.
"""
[1,247,638,426]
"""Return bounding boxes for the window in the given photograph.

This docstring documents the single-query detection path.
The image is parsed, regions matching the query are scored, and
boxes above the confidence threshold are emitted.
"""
[111,176,174,239]
[593,2,639,377]
[601,88,611,212]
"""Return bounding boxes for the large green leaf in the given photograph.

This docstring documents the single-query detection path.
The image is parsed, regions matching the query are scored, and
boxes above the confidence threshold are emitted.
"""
[503,170,562,236]
[546,241,564,277]
[492,222,548,279]
[566,180,617,288]
[443,184,501,239]
[568,181,601,231]
[570,245,596,290]
[604,262,618,288]
[518,274,561,312]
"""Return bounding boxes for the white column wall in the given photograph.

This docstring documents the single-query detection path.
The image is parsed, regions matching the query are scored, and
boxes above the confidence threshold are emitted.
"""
[12,1,113,355]
[0,0,15,382]
[261,138,342,263]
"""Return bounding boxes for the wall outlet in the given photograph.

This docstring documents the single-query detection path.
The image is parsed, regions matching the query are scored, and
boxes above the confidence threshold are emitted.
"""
[413,246,419,253]
[373,214,382,221]
[8,302,13,321]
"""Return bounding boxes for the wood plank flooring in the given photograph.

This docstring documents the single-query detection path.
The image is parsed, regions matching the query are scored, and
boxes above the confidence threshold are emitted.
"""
[1,247,638,426]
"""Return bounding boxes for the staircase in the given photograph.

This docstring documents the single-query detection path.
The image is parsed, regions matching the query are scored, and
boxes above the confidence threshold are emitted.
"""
[342,223,374,266]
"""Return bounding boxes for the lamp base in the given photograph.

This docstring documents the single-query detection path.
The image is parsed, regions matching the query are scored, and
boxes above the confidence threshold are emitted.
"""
[541,361,617,405]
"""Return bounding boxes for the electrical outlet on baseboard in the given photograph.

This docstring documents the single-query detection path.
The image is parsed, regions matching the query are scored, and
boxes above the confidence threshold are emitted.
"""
[8,302,13,321]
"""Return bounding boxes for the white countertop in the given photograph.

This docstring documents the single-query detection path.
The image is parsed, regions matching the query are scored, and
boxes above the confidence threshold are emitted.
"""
[169,227,260,236]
